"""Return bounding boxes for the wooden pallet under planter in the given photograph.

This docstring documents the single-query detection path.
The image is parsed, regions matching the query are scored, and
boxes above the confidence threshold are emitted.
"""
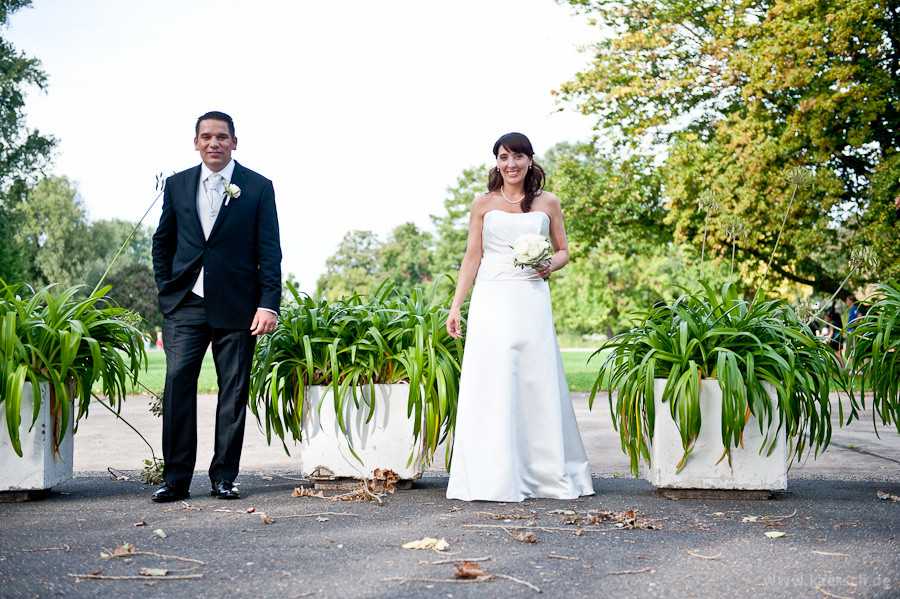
[300,384,425,482]
[0,381,74,496]
[644,379,787,491]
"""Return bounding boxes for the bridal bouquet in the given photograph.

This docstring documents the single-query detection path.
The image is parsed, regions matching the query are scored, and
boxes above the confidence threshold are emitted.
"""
[511,233,553,271]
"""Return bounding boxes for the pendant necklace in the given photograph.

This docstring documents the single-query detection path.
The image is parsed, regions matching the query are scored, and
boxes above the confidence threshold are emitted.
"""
[500,186,524,204]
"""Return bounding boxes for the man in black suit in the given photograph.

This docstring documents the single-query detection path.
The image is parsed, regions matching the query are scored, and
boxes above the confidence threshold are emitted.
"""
[150,111,281,502]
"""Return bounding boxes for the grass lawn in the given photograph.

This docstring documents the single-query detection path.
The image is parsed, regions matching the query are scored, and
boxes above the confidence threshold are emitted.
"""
[95,350,218,397]
[104,342,607,397]
[561,349,606,393]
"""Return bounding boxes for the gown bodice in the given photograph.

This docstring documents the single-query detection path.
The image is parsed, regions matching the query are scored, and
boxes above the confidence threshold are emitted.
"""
[477,209,551,282]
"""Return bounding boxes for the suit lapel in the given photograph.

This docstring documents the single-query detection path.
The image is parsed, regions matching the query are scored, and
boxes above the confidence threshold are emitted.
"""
[184,165,205,240]
[207,161,243,242]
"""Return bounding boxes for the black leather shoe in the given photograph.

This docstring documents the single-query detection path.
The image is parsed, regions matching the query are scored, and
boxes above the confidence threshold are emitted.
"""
[151,482,190,503]
[211,480,240,500]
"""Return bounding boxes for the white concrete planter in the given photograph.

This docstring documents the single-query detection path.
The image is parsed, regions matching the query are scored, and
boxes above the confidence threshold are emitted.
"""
[645,378,787,490]
[0,382,74,492]
[300,384,425,480]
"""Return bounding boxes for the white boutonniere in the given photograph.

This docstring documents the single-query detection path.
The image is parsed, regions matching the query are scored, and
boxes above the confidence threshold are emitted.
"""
[223,182,241,206]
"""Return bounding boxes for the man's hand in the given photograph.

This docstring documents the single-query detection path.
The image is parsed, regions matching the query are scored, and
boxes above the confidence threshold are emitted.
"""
[250,309,277,336]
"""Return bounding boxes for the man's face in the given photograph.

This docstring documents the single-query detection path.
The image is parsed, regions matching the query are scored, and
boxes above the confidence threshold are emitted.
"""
[194,119,237,171]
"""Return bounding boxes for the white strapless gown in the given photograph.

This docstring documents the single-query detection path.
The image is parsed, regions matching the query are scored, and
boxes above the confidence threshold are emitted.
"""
[446,210,594,502]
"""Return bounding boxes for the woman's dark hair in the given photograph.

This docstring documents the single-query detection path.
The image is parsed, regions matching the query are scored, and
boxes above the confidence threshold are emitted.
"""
[488,132,546,213]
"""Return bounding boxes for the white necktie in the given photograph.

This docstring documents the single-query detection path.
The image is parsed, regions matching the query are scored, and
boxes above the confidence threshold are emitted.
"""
[206,173,222,208]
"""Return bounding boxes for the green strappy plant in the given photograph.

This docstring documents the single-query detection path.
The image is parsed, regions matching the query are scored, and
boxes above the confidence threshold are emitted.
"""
[846,282,900,434]
[590,166,849,476]
[249,278,463,467]
[592,281,846,476]
[0,280,147,456]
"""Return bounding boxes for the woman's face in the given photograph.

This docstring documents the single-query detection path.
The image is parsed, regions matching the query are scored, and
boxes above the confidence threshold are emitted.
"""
[496,145,532,187]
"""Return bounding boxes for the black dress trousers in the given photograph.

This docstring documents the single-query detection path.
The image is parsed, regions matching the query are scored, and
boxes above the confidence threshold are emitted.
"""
[161,292,255,487]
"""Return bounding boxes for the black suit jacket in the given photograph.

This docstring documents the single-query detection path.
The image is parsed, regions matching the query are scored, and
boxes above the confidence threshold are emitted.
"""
[152,161,282,329]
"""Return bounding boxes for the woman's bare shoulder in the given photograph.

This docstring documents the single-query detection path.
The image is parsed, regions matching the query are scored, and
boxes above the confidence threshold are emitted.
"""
[534,190,562,212]
[471,192,495,215]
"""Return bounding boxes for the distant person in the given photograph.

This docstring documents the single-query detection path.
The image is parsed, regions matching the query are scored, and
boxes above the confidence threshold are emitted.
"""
[155,331,163,350]
[823,307,845,369]
[845,295,860,331]
[150,111,282,503]
[844,294,860,355]
[444,132,593,502]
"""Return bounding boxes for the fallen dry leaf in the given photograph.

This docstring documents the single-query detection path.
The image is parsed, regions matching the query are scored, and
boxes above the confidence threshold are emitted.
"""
[140,568,168,577]
[152,529,166,539]
[316,517,329,522]
[455,561,492,581]
[259,513,274,525]
[402,537,450,551]
[514,531,538,544]
[548,509,576,515]
[101,543,134,559]
[765,531,786,538]
[371,469,400,494]
[876,490,900,502]
[132,521,147,527]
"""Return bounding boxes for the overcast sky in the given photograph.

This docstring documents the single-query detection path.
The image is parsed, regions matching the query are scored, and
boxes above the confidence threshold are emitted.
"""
[6,0,599,289]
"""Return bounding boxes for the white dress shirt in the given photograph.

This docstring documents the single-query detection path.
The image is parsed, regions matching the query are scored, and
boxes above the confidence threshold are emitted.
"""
[191,160,235,298]
[190,160,276,317]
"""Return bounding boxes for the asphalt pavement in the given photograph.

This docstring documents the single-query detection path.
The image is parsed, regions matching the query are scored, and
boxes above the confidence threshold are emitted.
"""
[1,392,899,599]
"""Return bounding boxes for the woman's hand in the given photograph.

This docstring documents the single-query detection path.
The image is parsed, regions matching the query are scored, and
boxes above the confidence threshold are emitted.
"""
[446,307,463,339]
[534,257,553,279]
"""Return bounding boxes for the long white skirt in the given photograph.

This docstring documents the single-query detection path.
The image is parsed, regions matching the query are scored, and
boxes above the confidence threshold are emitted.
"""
[446,278,594,502]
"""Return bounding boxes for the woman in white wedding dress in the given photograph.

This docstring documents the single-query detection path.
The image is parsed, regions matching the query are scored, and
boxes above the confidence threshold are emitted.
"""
[445,132,594,502]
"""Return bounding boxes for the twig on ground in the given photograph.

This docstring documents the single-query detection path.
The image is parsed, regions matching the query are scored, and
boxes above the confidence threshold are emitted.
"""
[463,524,608,533]
[421,556,492,565]
[129,551,205,565]
[162,502,201,512]
[813,584,853,599]
[21,545,75,553]
[548,554,579,561]
[383,577,484,585]
[495,573,542,593]
[686,550,721,560]
[606,568,653,576]
[277,512,359,519]
[766,509,798,521]
[812,550,850,557]
[69,573,204,581]
[277,474,310,482]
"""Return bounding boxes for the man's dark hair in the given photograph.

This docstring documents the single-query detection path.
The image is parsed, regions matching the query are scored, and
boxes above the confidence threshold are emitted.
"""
[195,111,235,137]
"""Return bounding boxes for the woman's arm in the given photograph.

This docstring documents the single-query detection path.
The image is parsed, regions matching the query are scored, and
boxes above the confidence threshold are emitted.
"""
[535,193,569,279]
[446,197,488,338]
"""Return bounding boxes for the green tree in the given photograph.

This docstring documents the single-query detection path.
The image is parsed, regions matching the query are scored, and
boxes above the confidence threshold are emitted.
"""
[104,262,162,336]
[82,218,154,289]
[546,142,669,256]
[380,222,433,297]
[316,230,383,301]
[551,240,736,337]
[556,0,900,293]
[0,0,57,282]
[16,175,88,288]
[430,165,488,278]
